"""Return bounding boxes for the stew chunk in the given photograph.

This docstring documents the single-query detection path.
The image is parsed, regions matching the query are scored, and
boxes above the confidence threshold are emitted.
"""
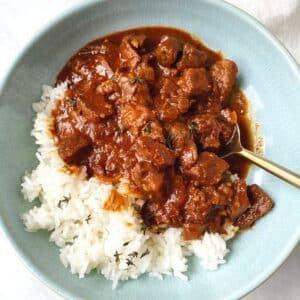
[235,185,273,229]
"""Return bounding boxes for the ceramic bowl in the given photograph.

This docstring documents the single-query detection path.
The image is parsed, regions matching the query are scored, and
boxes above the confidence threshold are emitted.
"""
[0,0,299,299]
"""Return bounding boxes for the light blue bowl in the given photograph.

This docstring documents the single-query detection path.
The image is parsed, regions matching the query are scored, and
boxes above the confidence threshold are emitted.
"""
[0,0,299,299]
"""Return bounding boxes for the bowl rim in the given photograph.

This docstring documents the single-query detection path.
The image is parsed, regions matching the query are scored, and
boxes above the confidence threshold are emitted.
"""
[0,0,299,299]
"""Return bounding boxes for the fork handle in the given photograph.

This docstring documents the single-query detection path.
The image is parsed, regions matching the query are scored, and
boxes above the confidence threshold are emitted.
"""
[239,148,300,188]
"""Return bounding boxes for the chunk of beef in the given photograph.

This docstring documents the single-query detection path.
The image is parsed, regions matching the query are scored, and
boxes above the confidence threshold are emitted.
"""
[177,43,207,69]
[118,74,152,106]
[165,122,190,155]
[183,223,206,240]
[179,68,211,96]
[118,103,153,135]
[154,78,190,121]
[120,34,146,69]
[155,94,189,122]
[96,79,120,97]
[95,55,114,79]
[165,122,198,168]
[229,179,250,219]
[154,97,179,122]
[134,136,175,168]
[160,77,178,98]
[216,182,234,205]
[58,131,90,163]
[196,97,222,115]
[155,35,182,67]
[179,140,198,169]
[185,152,229,185]
[235,184,273,229]
[184,185,210,224]
[219,108,237,143]
[172,94,190,113]
[164,175,187,226]
[202,185,229,206]
[135,61,155,82]
[158,64,179,77]
[140,200,167,227]
[55,117,74,138]
[97,39,119,71]
[189,113,221,149]
[88,144,121,180]
[77,93,113,121]
[130,162,164,194]
[210,59,238,101]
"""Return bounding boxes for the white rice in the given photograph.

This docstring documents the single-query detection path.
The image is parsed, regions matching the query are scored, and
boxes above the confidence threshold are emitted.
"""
[21,83,237,288]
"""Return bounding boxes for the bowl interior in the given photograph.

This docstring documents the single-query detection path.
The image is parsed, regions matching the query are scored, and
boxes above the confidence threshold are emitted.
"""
[0,0,299,299]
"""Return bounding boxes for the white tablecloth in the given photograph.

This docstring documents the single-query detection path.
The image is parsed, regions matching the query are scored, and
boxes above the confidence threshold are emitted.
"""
[0,0,299,299]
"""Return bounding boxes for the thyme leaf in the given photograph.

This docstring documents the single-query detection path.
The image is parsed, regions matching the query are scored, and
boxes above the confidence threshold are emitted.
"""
[128,251,138,258]
[188,122,197,136]
[140,248,150,258]
[126,258,135,267]
[123,241,130,246]
[143,213,154,226]
[86,214,92,224]
[58,194,71,208]
[68,98,77,107]
[165,135,174,150]
[116,126,123,136]
[141,224,148,235]
[130,77,144,84]
[114,250,121,263]
[142,122,151,134]
[178,165,184,173]
[132,203,140,212]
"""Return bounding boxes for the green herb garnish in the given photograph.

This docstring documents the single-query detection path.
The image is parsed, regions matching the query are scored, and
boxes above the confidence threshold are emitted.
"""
[69,98,77,107]
[165,135,174,150]
[123,241,130,246]
[116,127,123,135]
[114,250,121,263]
[141,224,147,235]
[130,77,144,84]
[132,203,140,212]
[128,251,138,258]
[58,194,71,208]
[188,122,197,136]
[142,122,151,134]
[86,214,92,224]
[140,248,150,258]
[143,213,154,226]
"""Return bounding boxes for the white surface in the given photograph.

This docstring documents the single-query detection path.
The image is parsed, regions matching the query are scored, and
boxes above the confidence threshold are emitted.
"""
[0,0,299,299]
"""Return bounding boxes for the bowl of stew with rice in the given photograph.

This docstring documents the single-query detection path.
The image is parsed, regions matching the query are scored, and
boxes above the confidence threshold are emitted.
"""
[0,1,299,299]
